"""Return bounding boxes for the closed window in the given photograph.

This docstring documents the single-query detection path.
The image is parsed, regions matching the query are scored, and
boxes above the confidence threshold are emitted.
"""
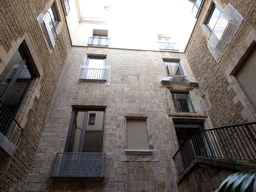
[235,48,256,108]
[164,60,183,75]
[192,0,202,13]
[79,57,107,80]
[65,110,104,152]
[126,119,149,149]
[172,92,194,112]
[206,4,228,40]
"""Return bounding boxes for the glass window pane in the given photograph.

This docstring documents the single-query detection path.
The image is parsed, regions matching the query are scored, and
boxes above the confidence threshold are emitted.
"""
[164,61,183,75]
[207,6,221,30]
[172,92,194,112]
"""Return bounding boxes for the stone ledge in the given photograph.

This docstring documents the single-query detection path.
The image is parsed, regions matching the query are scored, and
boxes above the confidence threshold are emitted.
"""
[0,132,16,158]
[167,111,207,120]
[177,156,256,184]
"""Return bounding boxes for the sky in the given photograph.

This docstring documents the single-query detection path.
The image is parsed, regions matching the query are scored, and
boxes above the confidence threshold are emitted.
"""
[77,0,196,51]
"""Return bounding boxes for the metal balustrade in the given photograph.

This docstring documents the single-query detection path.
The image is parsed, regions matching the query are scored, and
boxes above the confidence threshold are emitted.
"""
[173,122,256,175]
[0,100,23,145]
[88,37,109,46]
[79,68,107,80]
[52,152,106,178]
[157,42,178,50]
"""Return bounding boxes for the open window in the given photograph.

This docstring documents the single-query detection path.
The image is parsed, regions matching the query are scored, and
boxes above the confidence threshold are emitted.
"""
[163,60,184,76]
[37,1,60,50]
[172,92,194,112]
[79,56,107,81]
[52,109,106,178]
[88,29,109,46]
[206,4,228,41]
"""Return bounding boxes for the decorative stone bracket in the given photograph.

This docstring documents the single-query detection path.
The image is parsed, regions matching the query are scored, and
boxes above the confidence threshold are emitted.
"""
[158,76,199,90]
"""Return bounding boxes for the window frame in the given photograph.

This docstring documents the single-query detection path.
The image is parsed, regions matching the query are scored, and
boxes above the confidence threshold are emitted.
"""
[126,118,149,150]
[205,4,228,40]
[64,109,105,153]
[171,92,195,113]
[163,60,184,76]
[79,56,107,81]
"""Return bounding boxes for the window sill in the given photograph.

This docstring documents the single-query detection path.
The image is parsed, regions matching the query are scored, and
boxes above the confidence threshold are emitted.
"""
[124,149,154,155]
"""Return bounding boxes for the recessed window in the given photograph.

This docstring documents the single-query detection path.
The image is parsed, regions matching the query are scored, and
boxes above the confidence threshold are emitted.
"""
[206,4,228,40]
[79,56,107,81]
[126,119,149,149]
[0,44,38,146]
[234,48,256,108]
[37,2,59,49]
[164,60,183,75]
[192,0,202,14]
[66,110,104,152]
[172,92,194,112]
[62,0,70,16]
[88,113,96,125]
[88,30,109,46]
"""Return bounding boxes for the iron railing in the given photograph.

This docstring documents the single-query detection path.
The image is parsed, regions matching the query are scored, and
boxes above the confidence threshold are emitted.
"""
[79,68,107,80]
[173,122,256,175]
[88,37,109,46]
[158,42,178,50]
[52,152,106,178]
[0,100,23,145]
[208,12,230,41]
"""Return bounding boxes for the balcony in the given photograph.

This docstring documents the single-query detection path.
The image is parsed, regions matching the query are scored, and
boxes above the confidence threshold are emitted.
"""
[52,152,106,178]
[88,37,109,47]
[79,68,107,81]
[158,42,178,51]
[173,122,256,175]
[0,100,23,158]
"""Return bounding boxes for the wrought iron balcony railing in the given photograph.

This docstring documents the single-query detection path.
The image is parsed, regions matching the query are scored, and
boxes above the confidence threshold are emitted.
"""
[0,100,23,157]
[158,42,178,51]
[88,37,109,47]
[79,68,107,81]
[173,122,256,175]
[52,152,106,178]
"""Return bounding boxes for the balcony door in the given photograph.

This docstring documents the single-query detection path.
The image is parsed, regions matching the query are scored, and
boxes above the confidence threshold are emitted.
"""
[175,124,212,169]
[65,110,104,153]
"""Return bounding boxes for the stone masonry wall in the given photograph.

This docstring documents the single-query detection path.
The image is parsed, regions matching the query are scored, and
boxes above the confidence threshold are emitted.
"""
[25,47,200,192]
[185,0,256,127]
[0,0,71,191]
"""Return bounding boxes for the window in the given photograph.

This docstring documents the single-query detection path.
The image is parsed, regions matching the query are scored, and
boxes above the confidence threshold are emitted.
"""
[37,2,59,49]
[79,56,107,80]
[234,47,256,108]
[164,60,183,75]
[65,110,104,152]
[0,44,37,147]
[206,4,228,40]
[172,92,194,112]
[62,0,70,16]
[88,30,109,46]
[157,35,177,50]
[126,119,149,149]
[192,0,202,14]
[88,113,96,125]
[52,109,106,178]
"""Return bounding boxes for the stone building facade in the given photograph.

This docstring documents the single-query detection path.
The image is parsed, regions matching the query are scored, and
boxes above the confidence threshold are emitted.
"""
[0,0,255,192]
[0,0,71,191]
